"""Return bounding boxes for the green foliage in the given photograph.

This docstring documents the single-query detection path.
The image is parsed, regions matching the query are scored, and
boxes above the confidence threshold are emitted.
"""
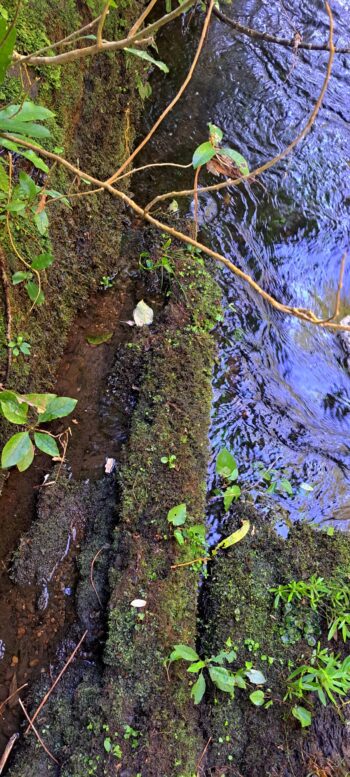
[8,334,31,357]
[161,453,177,468]
[125,47,169,73]
[285,644,350,707]
[0,16,16,85]
[139,236,174,289]
[192,122,249,175]
[271,574,350,644]
[167,502,207,565]
[254,461,293,496]
[0,389,77,471]
[292,705,312,727]
[167,642,268,707]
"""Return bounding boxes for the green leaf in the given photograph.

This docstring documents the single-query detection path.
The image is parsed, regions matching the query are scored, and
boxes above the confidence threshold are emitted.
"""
[0,119,50,138]
[292,705,312,728]
[0,160,8,192]
[223,485,241,511]
[216,147,249,176]
[34,432,60,457]
[18,148,49,173]
[0,397,28,424]
[191,672,206,704]
[22,393,56,413]
[169,644,199,662]
[104,737,111,753]
[86,332,113,346]
[208,666,235,694]
[25,281,45,305]
[124,48,169,73]
[300,482,314,492]
[17,441,35,472]
[19,171,37,199]
[1,431,32,468]
[12,271,32,285]
[34,210,49,235]
[216,447,237,478]
[279,478,293,495]
[167,503,187,526]
[174,528,185,545]
[0,19,16,85]
[187,660,206,673]
[192,141,216,170]
[31,252,54,270]
[38,396,77,423]
[212,520,250,555]
[249,690,265,707]
[0,102,54,123]
[245,668,266,685]
[208,123,223,144]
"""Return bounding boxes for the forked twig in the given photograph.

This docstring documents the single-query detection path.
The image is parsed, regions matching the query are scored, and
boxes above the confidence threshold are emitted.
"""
[0,682,28,716]
[19,698,59,765]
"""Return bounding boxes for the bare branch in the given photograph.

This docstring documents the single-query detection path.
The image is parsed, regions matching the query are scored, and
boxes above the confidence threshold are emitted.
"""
[128,0,159,37]
[106,0,216,184]
[144,1,335,212]
[213,5,350,55]
[12,14,104,64]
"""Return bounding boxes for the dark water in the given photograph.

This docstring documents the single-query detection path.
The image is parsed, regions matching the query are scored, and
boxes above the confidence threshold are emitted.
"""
[139,0,350,533]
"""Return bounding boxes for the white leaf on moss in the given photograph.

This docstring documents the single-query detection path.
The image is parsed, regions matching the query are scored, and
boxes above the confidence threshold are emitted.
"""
[133,300,154,327]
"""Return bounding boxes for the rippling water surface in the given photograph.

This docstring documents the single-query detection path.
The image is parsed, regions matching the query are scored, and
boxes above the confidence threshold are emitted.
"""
[141,0,350,531]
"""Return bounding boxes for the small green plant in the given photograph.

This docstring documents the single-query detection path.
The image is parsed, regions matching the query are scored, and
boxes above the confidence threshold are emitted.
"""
[167,503,208,567]
[166,643,268,706]
[123,724,140,749]
[100,275,114,289]
[161,454,177,469]
[271,575,350,644]
[0,389,77,471]
[254,461,293,496]
[139,235,174,287]
[7,334,31,357]
[104,737,122,758]
[192,123,249,176]
[216,447,241,510]
[285,644,350,708]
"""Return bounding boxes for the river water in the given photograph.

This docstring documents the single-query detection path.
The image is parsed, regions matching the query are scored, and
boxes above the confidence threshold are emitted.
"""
[139,0,350,533]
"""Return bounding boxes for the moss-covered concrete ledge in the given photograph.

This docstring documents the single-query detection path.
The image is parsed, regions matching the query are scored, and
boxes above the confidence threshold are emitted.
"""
[6,241,221,775]
[200,505,350,777]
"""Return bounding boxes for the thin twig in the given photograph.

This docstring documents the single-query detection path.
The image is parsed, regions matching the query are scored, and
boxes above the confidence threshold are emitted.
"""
[144,0,335,212]
[106,0,216,184]
[97,2,110,47]
[0,733,19,775]
[128,0,159,37]
[213,5,350,54]
[196,736,212,775]
[0,682,28,716]
[0,245,12,384]
[90,545,109,608]
[18,698,59,765]
[171,555,210,569]
[24,631,87,734]
[193,165,201,239]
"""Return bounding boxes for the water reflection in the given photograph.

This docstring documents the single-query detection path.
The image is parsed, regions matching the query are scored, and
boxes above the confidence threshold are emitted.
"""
[140,0,350,530]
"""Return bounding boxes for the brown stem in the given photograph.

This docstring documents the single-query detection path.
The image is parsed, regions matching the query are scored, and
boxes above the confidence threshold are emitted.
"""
[128,0,159,37]
[213,5,350,55]
[0,245,12,384]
